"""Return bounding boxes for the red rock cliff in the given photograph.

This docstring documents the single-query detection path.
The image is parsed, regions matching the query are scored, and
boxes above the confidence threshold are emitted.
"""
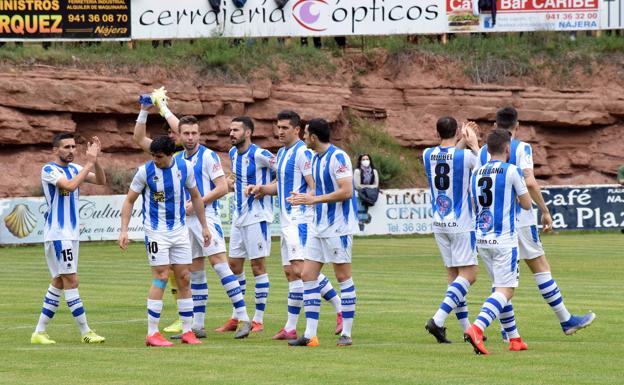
[0,62,622,198]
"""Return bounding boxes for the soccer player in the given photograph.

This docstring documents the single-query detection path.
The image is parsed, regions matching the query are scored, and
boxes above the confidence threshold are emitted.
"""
[288,118,358,347]
[464,129,533,355]
[476,107,595,337]
[31,133,107,345]
[119,135,209,347]
[216,116,275,334]
[133,90,186,334]
[422,117,480,343]
[169,115,251,339]
[247,110,343,340]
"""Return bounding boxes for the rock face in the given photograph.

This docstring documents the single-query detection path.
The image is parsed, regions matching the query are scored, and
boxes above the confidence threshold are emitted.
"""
[0,64,623,198]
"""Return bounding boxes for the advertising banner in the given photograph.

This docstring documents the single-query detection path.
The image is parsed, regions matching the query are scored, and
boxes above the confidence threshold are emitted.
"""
[600,0,624,29]
[131,0,447,39]
[447,0,601,33]
[540,185,624,230]
[0,0,131,41]
[1,185,622,245]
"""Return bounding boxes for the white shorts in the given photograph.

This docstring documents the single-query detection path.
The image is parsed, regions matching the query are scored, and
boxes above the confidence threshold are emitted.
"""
[434,231,478,268]
[144,226,192,267]
[478,247,519,288]
[517,225,545,260]
[45,240,79,278]
[280,224,309,266]
[229,221,271,260]
[306,235,353,264]
[187,216,227,259]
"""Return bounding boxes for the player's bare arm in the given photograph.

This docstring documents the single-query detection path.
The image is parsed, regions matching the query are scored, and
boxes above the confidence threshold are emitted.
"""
[84,136,107,185]
[118,189,140,250]
[184,175,229,215]
[188,185,212,247]
[245,181,277,199]
[523,168,553,232]
[289,176,351,206]
[56,139,100,192]
[517,191,533,211]
[133,103,154,153]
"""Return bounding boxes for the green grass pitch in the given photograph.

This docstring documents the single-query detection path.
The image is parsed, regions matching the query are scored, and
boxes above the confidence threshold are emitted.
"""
[1,232,622,385]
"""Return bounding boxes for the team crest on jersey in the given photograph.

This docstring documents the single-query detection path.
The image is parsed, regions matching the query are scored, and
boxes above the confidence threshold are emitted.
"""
[436,194,452,217]
[152,191,165,202]
[477,210,494,232]
[152,175,160,183]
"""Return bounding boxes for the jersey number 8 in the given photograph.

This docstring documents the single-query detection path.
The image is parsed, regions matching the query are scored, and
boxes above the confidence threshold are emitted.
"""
[434,163,450,190]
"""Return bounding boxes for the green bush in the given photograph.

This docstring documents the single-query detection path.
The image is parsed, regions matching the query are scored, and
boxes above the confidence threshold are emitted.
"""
[105,166,135,195]
[346,113,424,188]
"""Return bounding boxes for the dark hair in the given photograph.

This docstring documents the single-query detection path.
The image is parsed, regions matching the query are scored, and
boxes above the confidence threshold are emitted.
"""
[436,116,458,139]
[232,116,254,134]
[307,118,330,143]
[486,129,512,155]
[496,106,518,130]
[357,153,376,184]
[178,115,199,130]
[150,135,176,156]
[277,110,301,128]
[52,132,74,147]
[357,154,375,170]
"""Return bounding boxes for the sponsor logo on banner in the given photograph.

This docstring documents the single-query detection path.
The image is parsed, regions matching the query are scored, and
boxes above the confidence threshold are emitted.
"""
[1,185,622,244]
[132,0,445,39]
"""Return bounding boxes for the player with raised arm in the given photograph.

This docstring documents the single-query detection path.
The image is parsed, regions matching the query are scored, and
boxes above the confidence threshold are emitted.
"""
[464,129,533,355]
[422,117,480,343]
[476,107,595,338]
[288,118,358,347]
[247,110,344,340]
[215,116,274,336]
[119,136,210,347]
[31,133,107,345]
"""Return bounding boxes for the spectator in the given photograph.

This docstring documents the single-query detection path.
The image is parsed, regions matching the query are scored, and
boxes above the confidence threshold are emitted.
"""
[354,153,380,223]
[618,164,624,185]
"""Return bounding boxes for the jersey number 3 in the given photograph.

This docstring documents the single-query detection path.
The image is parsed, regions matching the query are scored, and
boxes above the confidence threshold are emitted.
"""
[478,177,493,207]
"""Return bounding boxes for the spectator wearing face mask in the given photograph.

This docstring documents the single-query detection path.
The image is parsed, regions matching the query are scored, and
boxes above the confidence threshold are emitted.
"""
[354,154,380,217]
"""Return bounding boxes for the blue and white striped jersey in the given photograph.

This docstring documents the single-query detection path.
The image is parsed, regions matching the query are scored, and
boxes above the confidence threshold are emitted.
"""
[276,140,314,228]
[229,144,276,227]
[470,160,528,248]
[423,146,477,233]
[311,144,358,238]
[130,158,196,233]
[174,145,224,223]
[476,138,535,228]
[41,162,84,241]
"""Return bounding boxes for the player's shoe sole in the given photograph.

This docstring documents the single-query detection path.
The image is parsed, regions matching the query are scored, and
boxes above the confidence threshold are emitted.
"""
[251,321,264,332]
[562,312,596,335]
[425,318,451,344]
[82,330,105,344]
[288,336,319,347]
[234,321,252,339]
[145,332,173,347]
[464,325,488,355]
[272,328,297,340]
[163,318,183,334]
[181,331,202,345]
[31,332,56,345]
[508,337,528,351]
[335,312,343,335]
[337,335,352,346]
[171,328,207,340]
[215,318,238,332]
